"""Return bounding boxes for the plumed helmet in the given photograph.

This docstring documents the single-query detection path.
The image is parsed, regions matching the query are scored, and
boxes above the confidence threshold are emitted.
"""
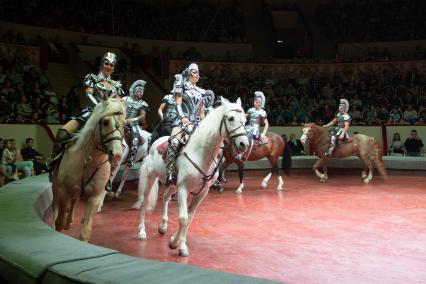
[339,99,349,113]
[129,80,146,98]
[254,91,266,108]
[100,52,117,68]
[203,90,215,108]
[182,63,199,79]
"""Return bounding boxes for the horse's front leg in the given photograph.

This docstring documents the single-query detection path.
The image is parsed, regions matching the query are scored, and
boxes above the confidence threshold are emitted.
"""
[235,161,245,193]
[80,194,103,242]
[64,198,77,230]
[115,165,130,199]
[169,186,189,252]
[313,158,328,182]
[171,186,209,257]
[158,186,176,235]
[322,165,329,181]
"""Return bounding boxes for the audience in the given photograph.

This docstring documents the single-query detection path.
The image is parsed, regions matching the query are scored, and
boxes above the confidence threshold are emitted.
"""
[20,138,48,175]
[404,130,424,157]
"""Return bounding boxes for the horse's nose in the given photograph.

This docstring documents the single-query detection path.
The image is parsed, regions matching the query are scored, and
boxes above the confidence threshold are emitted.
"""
[239,141,248,152]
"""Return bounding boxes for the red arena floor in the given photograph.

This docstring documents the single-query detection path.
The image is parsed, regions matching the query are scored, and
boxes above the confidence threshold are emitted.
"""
[62,169,426,284]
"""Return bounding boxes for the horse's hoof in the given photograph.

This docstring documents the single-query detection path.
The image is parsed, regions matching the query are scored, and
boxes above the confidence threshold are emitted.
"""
[178,248,189,257]
[158,224,167,235]
[277,185,283,191]
[169,240,178,250]
[320,178,327,183]
[222,178,227,183]
[235,188,242,194]
[132,201,142,210]
[106,191,115,198]
[363,178,370,184]
[261,182,267,189]
[138,231,147,240]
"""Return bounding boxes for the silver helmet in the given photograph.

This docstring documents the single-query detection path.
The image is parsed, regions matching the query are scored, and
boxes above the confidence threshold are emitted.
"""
[129,80,146,98]
[100,52,117,69]
[254,91,266,108]
[339,99,349,113]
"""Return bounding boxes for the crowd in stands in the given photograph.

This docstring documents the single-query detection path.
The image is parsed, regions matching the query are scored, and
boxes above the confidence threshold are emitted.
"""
[0,42,80,123]
[0,0,247,43]
[199,64,426,127]
[316,0,426,43]
[0,137,47,188]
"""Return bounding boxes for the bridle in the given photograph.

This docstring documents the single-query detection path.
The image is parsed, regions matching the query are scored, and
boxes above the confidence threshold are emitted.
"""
[184,108,247,195]
[219,108,247,150]
[97,111,124,155]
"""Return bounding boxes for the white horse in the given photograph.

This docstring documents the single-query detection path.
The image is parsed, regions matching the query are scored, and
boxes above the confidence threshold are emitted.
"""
[136,98,249,257]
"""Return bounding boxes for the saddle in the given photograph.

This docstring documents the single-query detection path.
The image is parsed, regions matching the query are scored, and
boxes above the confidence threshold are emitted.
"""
[252,136,269,150]
[339,137,353,144]
[157,140,169,160]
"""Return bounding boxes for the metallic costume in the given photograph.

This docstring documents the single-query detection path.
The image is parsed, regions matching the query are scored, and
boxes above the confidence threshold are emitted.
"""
[72,52,124,124]
[149,76,180,147]
[203,90,215,116]
[325,99,351,156]
[165,63,206,185]
[246,91,267,144]
[125,80,149,167]
[49,52,124,185]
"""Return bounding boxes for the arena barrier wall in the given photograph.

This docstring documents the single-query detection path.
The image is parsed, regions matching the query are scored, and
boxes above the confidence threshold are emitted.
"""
[0,175,277,284]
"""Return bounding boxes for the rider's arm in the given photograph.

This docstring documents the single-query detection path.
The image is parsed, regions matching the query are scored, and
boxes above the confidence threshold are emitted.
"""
[158,103,166,120]
[323,118,337,127]
[199,102,205,120]
[85,86,99,105]
[343,121,350,132]
[128,109,146,125]
[261,119,269,136]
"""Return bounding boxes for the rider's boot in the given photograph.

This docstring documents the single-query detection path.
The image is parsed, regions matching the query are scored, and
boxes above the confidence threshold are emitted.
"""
[48,129,73,181]
[127,138,139,167]
[165,137,180,186]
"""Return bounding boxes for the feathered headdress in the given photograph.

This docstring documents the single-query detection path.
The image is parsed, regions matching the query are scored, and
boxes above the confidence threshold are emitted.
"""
[129,80,146,98]
[254,91,266,108]
[339,99,349,113]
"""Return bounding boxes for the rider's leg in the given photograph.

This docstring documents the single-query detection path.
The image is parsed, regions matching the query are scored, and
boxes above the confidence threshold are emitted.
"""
[127,125,140,167]
[325,135,337,156]
[165,127,184,186]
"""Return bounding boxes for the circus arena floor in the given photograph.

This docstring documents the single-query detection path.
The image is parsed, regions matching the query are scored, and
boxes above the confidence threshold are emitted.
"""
[61,169,426,284]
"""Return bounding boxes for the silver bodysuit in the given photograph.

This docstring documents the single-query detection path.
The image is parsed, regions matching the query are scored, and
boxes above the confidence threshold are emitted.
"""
[246,107,267,137]
[126,97,149,124]
[173,81,206,133]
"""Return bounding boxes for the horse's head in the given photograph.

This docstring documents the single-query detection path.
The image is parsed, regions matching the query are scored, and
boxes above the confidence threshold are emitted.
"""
[95,99,126,168]
[300,123,317,144]
[220,97,249,155]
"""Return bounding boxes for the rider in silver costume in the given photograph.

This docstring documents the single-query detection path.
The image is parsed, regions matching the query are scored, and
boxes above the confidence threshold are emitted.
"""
[125,80,149,167]
[48,52,124,179]
[323,98,351,157]
[165,63,206,186]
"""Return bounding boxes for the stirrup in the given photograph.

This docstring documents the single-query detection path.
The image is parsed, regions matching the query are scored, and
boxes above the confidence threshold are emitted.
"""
[165,172,176,186]
[105,180,112,192]
[127,159,134,167]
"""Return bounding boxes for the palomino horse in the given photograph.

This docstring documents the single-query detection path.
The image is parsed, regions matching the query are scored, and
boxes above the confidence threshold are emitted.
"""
[135,98,249,257]
[51,99,125,241]
[218,132,291,193]
[300,123,387,183]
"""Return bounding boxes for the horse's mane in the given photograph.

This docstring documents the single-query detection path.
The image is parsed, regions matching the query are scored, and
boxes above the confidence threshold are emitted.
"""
[71,98,125,153]
[190,101,243,140]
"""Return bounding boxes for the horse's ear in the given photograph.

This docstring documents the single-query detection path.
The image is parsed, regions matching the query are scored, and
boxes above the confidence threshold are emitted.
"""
[236,97,242,107]
[221,96,229,105]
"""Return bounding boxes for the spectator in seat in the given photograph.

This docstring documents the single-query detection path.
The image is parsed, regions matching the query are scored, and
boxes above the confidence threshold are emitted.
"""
[1,139,33,178]
[403,105,417,125]
[404,130,424,157]
[288,133,305,156]
[389,133,404,156]
[21,138,48,175]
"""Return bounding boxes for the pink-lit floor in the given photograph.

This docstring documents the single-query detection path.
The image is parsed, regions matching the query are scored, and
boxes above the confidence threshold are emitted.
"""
[62,170,426,284]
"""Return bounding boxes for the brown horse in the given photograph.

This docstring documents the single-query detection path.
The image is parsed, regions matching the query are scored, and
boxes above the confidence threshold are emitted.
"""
[300,123,387,183]
[218,132,291,193]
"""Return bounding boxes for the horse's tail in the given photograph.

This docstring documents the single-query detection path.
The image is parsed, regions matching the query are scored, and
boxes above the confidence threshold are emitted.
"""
[371,137,387,179]
[281,142,292,175]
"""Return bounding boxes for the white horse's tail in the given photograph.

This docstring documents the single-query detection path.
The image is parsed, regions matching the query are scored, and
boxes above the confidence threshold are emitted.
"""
[145,177,159,212]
